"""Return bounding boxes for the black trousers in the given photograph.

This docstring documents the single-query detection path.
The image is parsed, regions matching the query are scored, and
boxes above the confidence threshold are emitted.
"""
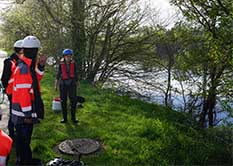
[7,95,15,140]
[59,82,77,120]
[15,123,33,165]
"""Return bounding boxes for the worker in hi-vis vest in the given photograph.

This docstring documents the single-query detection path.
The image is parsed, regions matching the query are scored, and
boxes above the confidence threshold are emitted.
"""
[0,129,13,166]
[1,40,23,141]
[11,35,46,165]
[55,49,79,124]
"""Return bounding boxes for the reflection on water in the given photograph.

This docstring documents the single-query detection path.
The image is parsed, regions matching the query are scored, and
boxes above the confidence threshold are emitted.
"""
[104,64,233,126]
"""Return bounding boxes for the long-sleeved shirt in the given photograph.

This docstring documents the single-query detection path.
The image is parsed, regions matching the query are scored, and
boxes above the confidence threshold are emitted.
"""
[1,53,19,92]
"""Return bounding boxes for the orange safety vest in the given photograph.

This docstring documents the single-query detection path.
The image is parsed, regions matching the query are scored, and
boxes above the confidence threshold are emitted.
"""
[60,60,75,80]
[0,130,13,166]
[6,59,17,95]
[11,56,44,119]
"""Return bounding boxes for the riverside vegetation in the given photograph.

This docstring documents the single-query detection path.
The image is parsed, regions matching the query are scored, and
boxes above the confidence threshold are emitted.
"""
[7,67,232,166]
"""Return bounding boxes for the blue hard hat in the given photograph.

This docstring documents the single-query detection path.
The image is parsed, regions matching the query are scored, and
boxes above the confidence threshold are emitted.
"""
[62,49,73,55]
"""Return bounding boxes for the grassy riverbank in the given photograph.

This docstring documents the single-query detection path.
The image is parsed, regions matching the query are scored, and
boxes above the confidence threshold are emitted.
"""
[9,67,232,165]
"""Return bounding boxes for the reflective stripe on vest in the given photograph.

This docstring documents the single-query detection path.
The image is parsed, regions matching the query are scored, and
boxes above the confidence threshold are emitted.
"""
[12,109,37,118]
[22,106,32,112]
[61,61,75,80]
[8,78,14,84]
[14,83,32,91]
[12,109,25,117]
[35,68,44,76]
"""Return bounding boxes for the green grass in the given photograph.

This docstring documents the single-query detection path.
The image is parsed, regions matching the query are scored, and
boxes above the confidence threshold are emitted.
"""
[9,67,232,165]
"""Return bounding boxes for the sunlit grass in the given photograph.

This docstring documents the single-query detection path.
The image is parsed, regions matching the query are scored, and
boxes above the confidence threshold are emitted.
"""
[8,66,232,166]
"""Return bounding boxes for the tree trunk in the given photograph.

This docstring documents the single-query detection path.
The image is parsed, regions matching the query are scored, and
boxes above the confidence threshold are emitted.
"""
[200,66,219,128]
[165,53,173,107]
[86,72,96,84]
[72,0,86,78]
[200,88,217,128]
[199,64,208,127]
[208,92,216,127]
[165,68,171,107]
[86,23,112,84]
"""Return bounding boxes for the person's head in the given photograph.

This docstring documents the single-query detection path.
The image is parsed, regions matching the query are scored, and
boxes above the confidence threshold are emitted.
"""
[22,35,41,61]
[13,40,23,58]
[62,49,73,63]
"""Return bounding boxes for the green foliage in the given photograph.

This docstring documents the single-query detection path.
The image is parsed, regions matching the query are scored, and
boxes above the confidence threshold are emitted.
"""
[1,0,151,83]
[8,67,232,165]
[168,0,233,127]
[0,0,72,58]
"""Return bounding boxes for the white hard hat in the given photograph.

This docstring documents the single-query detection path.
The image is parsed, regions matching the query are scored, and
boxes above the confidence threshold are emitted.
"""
[22,35,41,48]
[13,40,23,48]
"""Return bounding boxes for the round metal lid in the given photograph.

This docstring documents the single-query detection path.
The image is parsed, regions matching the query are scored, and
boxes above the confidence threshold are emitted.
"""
[58,138,100,155]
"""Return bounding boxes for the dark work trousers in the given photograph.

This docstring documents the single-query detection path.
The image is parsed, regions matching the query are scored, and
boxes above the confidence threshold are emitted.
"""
[59,81,77,121]
[15,123,33,165]
[7,95,15,140]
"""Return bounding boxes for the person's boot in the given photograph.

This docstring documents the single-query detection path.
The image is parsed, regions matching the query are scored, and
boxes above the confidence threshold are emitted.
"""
[71,109,78,123]
[60,112,67,123]
[60,119,67,123]
[72,119,78,123]
[61,102,67,123]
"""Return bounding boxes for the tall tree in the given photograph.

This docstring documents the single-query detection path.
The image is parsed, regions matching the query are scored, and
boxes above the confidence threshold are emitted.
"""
[155,28,181,107]
[72,0,86,78]
[1,0,149,84]
[170,0,233,127]
[83,0,148,83]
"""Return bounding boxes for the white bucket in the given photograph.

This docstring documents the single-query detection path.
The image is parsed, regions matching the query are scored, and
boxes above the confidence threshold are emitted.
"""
[52,97,62,112]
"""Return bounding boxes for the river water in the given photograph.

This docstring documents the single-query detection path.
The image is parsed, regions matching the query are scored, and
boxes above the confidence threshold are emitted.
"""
[104,63,233,126]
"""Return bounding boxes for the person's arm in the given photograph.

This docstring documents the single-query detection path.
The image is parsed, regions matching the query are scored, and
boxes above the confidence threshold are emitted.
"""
[1,59,12,93]
[38,54,47,68]
[36,64,45,82]
[55,64,61,91]
[36,54,47,81]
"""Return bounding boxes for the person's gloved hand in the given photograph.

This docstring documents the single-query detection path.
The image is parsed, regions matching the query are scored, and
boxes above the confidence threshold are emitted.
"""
[39,54,47,66]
